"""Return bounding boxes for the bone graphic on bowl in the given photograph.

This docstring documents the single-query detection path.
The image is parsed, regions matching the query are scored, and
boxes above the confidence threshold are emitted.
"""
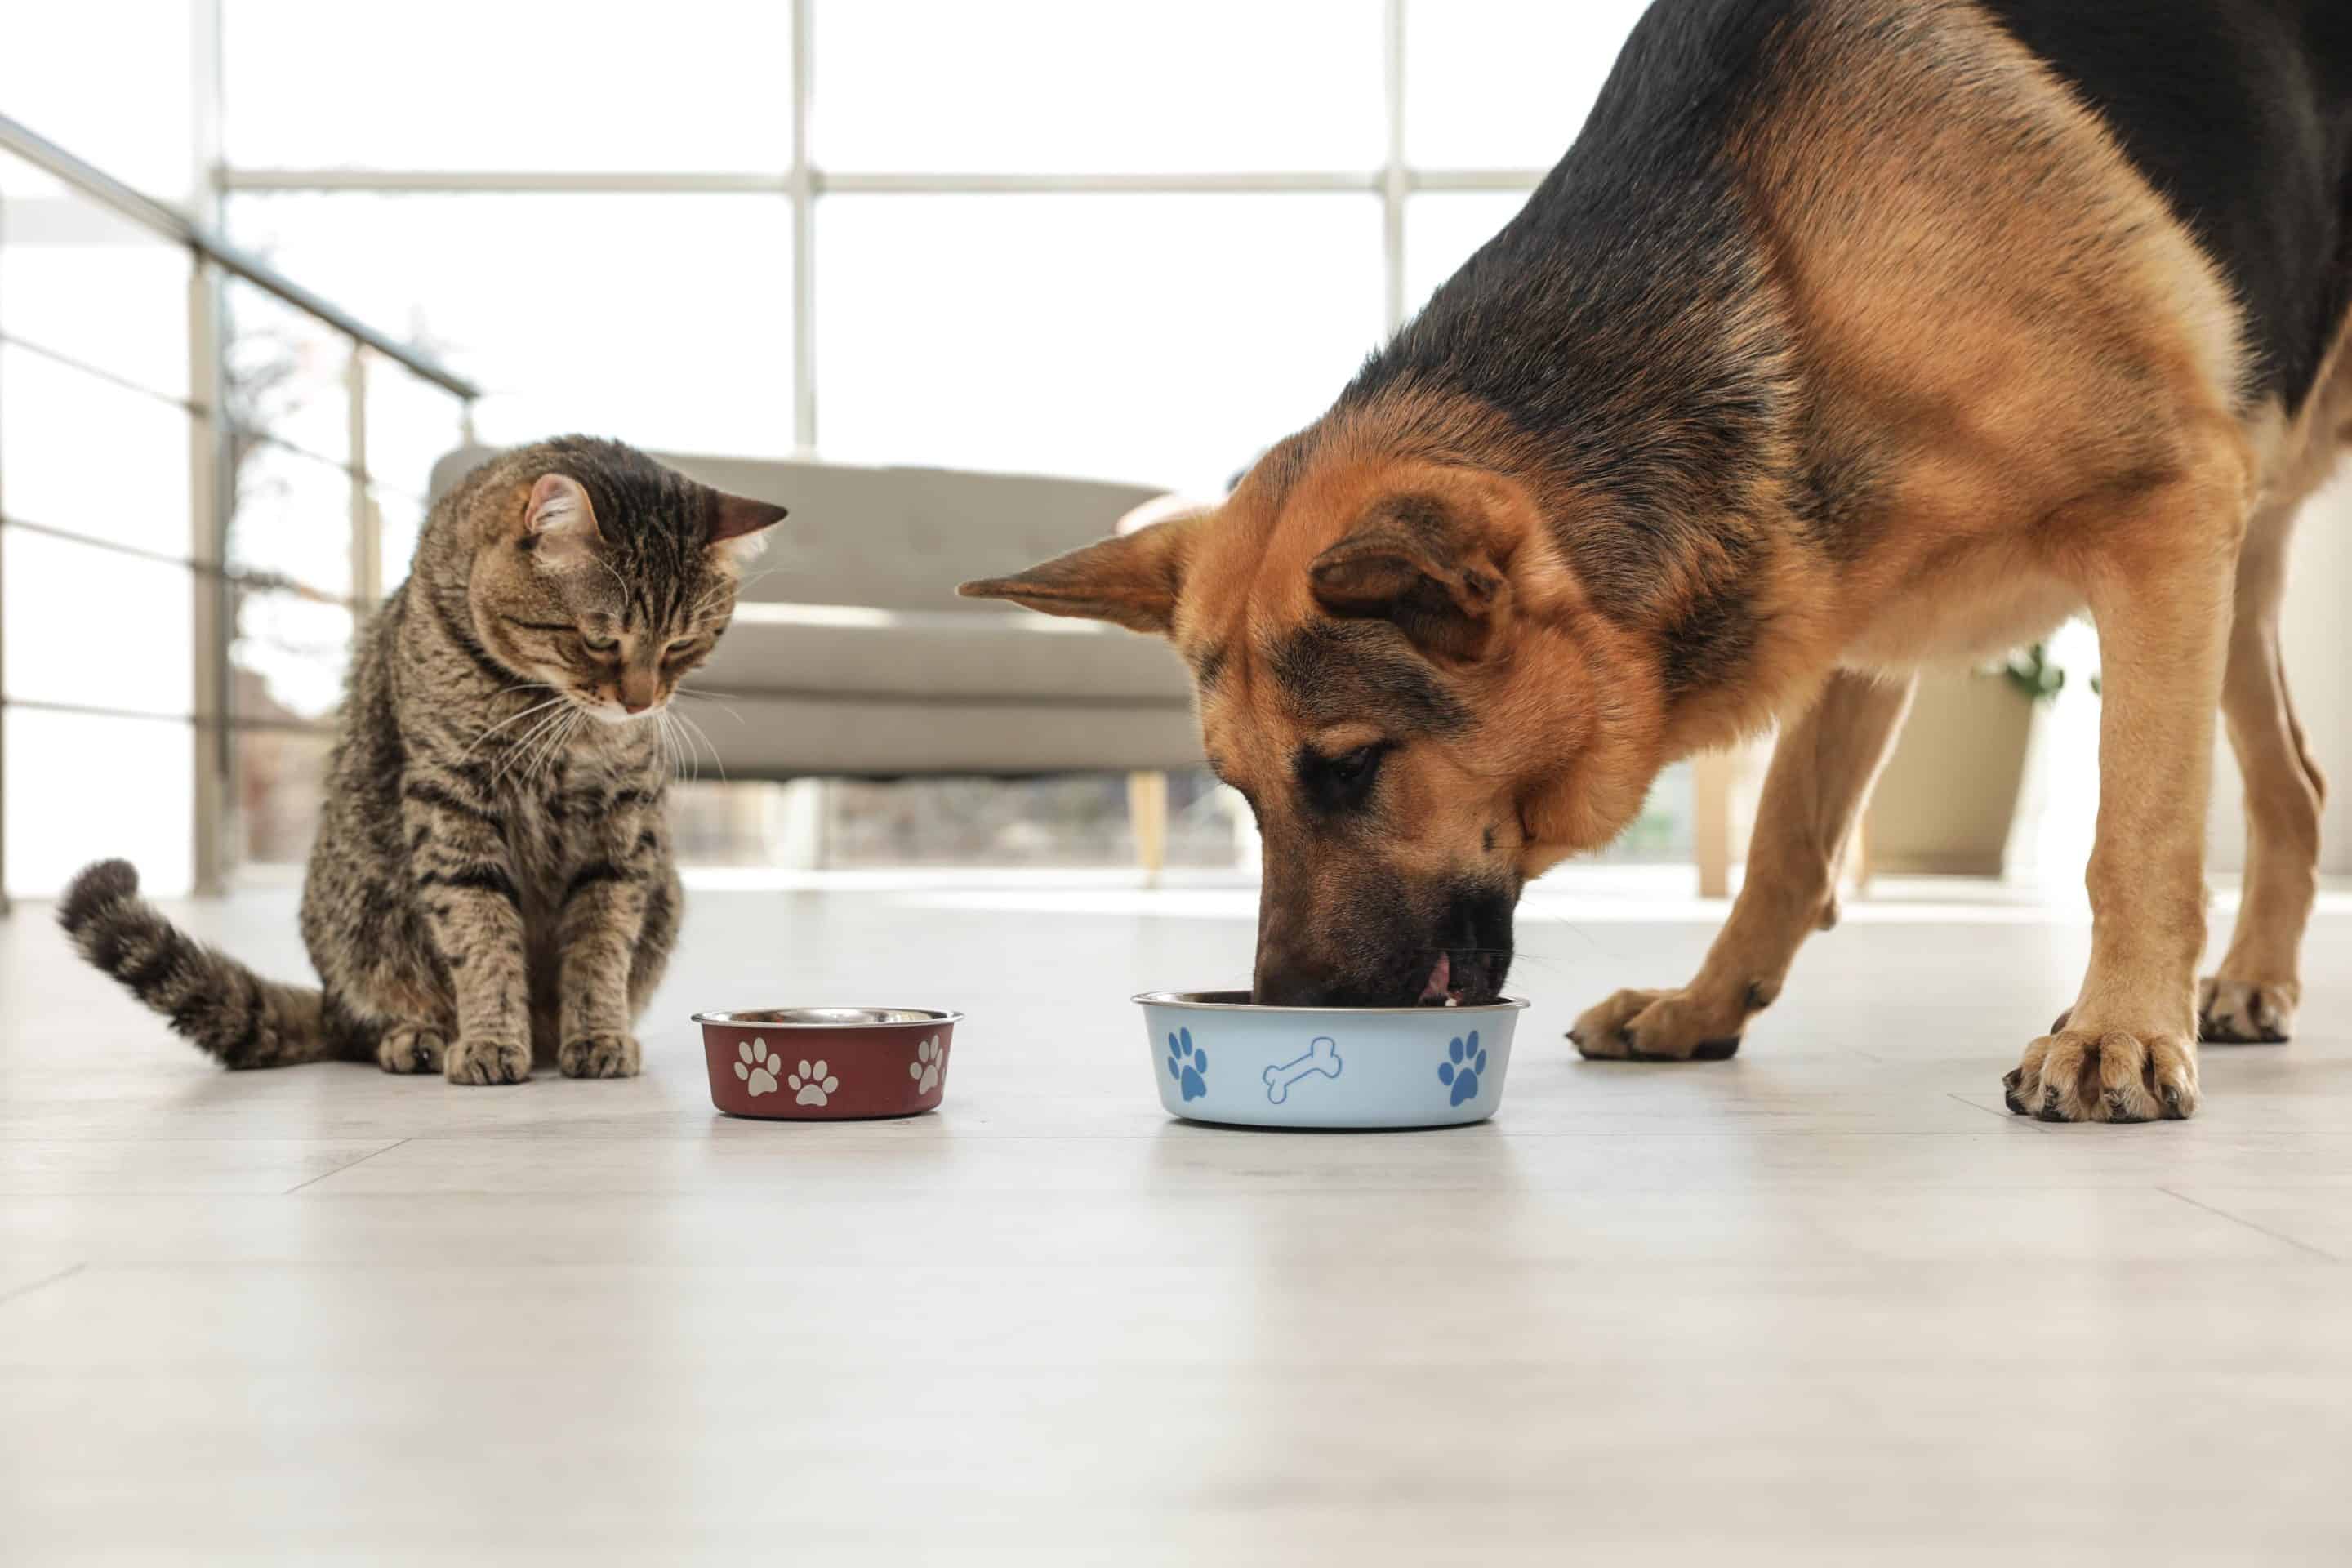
[1263,1036,1343,1103]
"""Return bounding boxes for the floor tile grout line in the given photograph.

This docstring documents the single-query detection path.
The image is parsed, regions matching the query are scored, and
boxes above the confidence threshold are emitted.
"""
[1945,1091,2035,1127]
[0,1262,85,1310]
[283,1138,412,1195]
[309,1124,2051,1143]
[2156,1185,2344,1261]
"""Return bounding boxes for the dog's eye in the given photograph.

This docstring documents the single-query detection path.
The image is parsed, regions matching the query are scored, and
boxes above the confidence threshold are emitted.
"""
[1298,742,1388,812]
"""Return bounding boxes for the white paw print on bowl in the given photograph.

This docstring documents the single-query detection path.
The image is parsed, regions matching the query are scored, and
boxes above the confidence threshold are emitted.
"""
[787,1059,839,1107]
[734,1038,782,1098]
[908,1035,945,1094]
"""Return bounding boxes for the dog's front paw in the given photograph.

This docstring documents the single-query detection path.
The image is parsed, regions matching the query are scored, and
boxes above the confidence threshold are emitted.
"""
[376,1025,446,1075]
[1569,987,1746,1062]
[2198,975,2296,1045]
[558,1031,641,1079]
[2004,1027,2198,1123]
[445,1035,531,1085]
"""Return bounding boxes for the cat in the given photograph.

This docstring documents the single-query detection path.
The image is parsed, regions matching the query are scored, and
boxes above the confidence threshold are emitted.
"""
[59,436,787,1085]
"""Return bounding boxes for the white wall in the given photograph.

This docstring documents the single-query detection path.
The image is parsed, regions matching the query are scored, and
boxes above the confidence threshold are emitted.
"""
[2209,471,2352,877]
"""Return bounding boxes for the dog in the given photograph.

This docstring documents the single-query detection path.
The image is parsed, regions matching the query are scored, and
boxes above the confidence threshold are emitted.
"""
[964,0,2351,1125]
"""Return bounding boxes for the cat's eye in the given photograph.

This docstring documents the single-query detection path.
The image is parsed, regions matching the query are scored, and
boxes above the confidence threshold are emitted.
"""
[581,631,619,654]
[664,638,697,658]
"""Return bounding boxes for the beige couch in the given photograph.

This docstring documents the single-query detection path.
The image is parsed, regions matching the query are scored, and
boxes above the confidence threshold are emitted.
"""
[426,449,1204,780]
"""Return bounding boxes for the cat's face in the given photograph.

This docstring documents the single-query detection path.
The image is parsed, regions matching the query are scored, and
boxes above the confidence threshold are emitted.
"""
[467,443,787,723]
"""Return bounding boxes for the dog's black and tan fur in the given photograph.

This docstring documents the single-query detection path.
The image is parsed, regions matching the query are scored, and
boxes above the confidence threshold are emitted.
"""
[967,0,2352,1123]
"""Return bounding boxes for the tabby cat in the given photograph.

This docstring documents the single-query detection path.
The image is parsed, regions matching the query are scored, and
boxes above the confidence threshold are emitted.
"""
[60,437,786,1084]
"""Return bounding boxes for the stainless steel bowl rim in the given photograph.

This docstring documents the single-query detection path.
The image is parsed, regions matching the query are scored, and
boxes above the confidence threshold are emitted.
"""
[692,1007,965,1028]
[1133,991,1530,1015]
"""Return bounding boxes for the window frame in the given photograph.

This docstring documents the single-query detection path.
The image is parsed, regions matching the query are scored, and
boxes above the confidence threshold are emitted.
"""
[0,93,475,904]
[212,0,1552,459]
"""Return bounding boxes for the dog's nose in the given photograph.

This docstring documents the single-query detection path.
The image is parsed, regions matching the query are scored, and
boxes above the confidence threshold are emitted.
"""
[1250,969,1325,1007]
[1252,929,1325,1005]
[1251,947,1374,1008]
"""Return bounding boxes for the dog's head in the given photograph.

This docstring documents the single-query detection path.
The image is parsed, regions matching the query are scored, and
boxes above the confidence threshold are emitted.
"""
[963,436,1670,1006]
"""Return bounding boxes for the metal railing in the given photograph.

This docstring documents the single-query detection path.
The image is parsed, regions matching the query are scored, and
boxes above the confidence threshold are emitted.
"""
[0,114,476,400]
[0,112,477,910]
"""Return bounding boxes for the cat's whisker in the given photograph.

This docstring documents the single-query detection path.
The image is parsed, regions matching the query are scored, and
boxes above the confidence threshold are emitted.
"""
[461,695,568,763]
[547,707,587,782]
[488,713,556,786]
[673,708,726,784]
[697,566,773,612]
[525,709,579,787]
[495,701,576,786]
[663,709,696,784]
[666,710,695,783]
[674,689,744,726]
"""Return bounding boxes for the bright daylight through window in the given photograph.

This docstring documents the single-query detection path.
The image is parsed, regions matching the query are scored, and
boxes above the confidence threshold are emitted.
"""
[1,0,1676,898]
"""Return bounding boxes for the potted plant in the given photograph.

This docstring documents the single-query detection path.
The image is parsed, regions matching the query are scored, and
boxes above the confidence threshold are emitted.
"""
[1864,644,2079,877]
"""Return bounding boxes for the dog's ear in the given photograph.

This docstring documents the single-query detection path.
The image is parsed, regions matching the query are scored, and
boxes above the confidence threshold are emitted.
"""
[958,511,1204,636]
[1310,501,1512,662]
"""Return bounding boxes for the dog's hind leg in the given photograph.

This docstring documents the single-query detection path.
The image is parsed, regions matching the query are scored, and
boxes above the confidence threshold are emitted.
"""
[2199,507,2326,1044]
[1570,670,1915,1062]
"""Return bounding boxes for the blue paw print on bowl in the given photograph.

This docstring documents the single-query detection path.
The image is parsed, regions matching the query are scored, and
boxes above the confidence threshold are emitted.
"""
[1167,1028,1209,1102]
[1437,1031,1488,1107]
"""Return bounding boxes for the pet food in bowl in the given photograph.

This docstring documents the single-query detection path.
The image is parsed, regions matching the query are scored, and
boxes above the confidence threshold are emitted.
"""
[693,1007,960,1120]
[1134,991,1528,1129]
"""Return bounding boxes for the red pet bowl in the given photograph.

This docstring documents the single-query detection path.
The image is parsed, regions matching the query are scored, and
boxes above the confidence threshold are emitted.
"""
[693,1007,960,1120]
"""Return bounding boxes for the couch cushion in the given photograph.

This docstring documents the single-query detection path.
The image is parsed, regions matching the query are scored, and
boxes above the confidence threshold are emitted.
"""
[700,604,1196,706]
[427,448,1166,613]
[687,693,1205,778]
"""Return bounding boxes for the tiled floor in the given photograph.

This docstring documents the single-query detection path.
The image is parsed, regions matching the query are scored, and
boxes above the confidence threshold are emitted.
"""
[2,878,2346,1564]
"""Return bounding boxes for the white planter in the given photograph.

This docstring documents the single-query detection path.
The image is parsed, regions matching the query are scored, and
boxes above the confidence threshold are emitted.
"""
[1868,670,2039,877]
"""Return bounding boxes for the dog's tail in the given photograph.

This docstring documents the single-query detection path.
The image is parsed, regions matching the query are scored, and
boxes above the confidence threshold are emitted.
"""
[58,859,335,1068]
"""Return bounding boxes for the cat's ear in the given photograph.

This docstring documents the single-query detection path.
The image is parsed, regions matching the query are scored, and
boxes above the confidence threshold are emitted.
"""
[522,473,599,567]
[708,491,789,563]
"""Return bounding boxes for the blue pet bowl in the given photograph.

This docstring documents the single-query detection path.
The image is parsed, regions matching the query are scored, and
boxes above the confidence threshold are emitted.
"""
[1134,990,1530,1129]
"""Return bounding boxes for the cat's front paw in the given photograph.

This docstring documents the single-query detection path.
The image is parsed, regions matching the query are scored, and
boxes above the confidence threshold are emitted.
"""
[558,1031,640,1079]
[376,1025,446,1075]
[445,1035,531,1085]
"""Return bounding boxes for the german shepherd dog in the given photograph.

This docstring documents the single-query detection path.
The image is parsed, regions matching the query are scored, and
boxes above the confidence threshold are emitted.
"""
[965,0,2351,1124]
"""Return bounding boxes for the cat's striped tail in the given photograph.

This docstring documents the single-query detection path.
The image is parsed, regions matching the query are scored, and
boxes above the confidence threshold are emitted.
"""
[59,859,334,1068]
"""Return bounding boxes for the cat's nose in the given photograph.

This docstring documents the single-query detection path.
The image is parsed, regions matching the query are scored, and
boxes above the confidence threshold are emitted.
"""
[618,671,659,713]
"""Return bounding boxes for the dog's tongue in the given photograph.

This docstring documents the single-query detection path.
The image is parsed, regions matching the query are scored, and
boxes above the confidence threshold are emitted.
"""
[1420,953,1452,1004]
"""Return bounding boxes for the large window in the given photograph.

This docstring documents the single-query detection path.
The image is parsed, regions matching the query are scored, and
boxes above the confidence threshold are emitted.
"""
[208,1,1686,871]
[217,0,1655,492]
[0,141,470,902]
[3,2,1686,893]
[0,155,202,898]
